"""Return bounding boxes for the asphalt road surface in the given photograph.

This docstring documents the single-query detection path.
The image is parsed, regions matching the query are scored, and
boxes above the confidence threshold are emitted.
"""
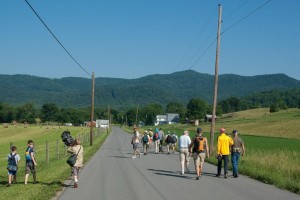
[58,127,300,200]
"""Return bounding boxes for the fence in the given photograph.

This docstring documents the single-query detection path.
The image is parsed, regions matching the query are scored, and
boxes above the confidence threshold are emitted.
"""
[8,128,105,164]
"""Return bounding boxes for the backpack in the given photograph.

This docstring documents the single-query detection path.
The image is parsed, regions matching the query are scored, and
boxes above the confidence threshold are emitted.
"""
[172,136,178,143]
[61,131,75,146]
[193,136,206,153]
[154,132,159,140]
[25,147,32,162]
[7,153,18,172]
[166,135,173,143]
[142,135,149,143]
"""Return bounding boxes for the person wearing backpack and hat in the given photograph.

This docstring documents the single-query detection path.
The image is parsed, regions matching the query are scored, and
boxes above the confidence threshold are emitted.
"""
[24,140,38,185]
[68,138,83,188]
[153,128,160,154]
[189,128,209,180]
[231,130,245,178]
[142,130,150,155]
[7,146,21,186]
[216,128,234,178]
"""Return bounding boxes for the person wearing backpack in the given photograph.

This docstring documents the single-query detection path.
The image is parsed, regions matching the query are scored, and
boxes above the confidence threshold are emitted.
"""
[153,128,160,154]
[142,130,150,155]
[216,128,234,178]
[165,132,173,154]
[24,140,38,185]
[231,130,245,178]
[189,128,209,180]
[132,126,142,158]
[158,128,165,153]
[148,128,154,149]
[68,138,83,188]
[7,146,21,186]
[171,132,178,153]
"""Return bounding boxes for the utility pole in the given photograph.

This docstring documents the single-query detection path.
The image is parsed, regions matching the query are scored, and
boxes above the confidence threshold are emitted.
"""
[210,4,222,156]
[135,104,139,126]
[108,105,110,125]
[90,72,95,146]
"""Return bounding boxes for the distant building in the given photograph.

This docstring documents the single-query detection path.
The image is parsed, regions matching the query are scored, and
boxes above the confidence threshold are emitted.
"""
[96,119,110,128]
[205,115,218,122]
[154,113,179,126]
[84,121,96,127]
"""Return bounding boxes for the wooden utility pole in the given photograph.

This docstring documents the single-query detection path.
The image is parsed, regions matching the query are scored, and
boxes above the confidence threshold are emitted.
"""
[209,4,222,156]
[90,72,95,146]
[135,104,139,126]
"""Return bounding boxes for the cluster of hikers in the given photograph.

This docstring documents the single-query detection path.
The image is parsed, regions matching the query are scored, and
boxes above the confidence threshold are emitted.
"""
[5,139,83,188]
[131,126,245,180]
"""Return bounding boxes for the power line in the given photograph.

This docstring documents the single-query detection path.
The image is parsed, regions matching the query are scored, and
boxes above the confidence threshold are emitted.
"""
[175,6,218,70]
[188,38,217,70]
[223,0,248,20]
[221,0,272,35]
[24,0,92,77]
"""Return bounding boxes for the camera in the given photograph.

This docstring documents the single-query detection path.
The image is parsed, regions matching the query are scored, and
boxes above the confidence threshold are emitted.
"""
[61,131,75,146]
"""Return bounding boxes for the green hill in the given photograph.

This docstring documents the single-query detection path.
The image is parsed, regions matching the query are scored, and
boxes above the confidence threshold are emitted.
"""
[0,70,300,109]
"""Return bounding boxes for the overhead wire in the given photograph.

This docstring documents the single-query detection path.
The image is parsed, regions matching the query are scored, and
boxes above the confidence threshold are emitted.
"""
[175,6,218,70]
[24,0,92,77]
[221,0,272,35]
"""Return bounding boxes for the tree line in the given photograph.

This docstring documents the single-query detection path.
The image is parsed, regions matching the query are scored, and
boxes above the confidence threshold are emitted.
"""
[0,89,299,125]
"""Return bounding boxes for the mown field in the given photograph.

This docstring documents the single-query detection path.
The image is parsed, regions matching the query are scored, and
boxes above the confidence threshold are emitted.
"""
[0,125,110,200]
[123,108,300,194]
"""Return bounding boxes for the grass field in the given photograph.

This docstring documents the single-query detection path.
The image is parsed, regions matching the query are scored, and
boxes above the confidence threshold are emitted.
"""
[123,108,300,194]
[0,125,110,200]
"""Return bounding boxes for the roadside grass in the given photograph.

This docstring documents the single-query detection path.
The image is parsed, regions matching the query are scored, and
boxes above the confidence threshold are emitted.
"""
[121,108,300,194]
[0,125,110,200]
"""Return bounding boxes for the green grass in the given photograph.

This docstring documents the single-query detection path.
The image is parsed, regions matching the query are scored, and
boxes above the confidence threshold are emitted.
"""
[0,125,110,200]
[122,108,300,194]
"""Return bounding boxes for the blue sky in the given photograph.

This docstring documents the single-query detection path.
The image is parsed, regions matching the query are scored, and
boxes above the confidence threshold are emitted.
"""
[1,0,299,80]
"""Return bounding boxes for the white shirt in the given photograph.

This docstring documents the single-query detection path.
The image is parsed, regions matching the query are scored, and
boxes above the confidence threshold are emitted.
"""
[134,131,140,143]
[179,135,191,148]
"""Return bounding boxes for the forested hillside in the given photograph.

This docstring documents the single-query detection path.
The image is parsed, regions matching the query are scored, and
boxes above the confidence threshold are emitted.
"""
[0,70,299,109]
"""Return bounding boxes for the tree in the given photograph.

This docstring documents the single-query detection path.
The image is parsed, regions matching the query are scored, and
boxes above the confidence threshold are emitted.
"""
[166,102,186,121]
[140,104,164,125]
[186,98,208,120]
[125,108,137,126]
[0,103,15,123]
[270,103,279,113]
[16,103,36,123]
[40,103,59,123]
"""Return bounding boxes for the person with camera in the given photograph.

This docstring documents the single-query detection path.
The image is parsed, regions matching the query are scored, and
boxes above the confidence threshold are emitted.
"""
[68,138,83,188]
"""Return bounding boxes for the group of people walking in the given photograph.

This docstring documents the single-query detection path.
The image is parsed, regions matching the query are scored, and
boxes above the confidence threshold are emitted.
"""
[5,138,84,188]
[131,126,245,180]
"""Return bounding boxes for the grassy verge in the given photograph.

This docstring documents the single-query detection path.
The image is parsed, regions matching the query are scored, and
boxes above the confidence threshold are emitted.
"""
[0,126,110,200]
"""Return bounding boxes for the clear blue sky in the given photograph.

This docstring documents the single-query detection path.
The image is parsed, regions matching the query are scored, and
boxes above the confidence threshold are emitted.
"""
[1,0,299,80]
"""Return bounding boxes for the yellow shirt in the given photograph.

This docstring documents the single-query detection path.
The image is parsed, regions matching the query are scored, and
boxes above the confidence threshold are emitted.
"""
[217,133,234,155]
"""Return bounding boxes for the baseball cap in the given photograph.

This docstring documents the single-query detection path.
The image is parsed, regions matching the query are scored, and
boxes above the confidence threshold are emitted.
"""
[232,130,238,134]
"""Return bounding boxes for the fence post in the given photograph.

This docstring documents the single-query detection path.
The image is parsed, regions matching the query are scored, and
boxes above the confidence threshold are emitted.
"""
[46,141,49,164]
[10,142,13,153]
[56,139,59,160]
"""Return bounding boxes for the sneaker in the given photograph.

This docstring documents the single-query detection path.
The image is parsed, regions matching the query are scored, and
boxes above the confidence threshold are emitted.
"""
[224,174,228,179]
[181,171,184,175]
[167,152,170,155]
[216,174,221,177]
[196,177,199,180]
[234,174,238,178]
[33,181,39,184]
[74,182,78,188]
[7,184,11,187]
[132,156,136,159]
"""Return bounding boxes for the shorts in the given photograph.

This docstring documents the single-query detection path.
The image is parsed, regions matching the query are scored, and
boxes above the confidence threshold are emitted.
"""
[8,171,17,176]
[133,143,139,150]
[25,162,36,174]
[180,148,190,162]
[193,152,206,167]
[71,166,81,176]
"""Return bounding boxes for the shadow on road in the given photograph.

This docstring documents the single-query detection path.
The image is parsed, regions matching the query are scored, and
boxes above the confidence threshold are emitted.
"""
[109,156,129,159]
[147,169,194,180]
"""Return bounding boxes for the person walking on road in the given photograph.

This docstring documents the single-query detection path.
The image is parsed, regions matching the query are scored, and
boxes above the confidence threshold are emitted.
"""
[189,128,209,180]
[132,126,141,158]
[148,128,154,149]
[179,130,191,175]
[231,130,245,178]
[217,128,234,178]
[153,128,160,154]
[165,131,173,155]
[142,130,150,155]
[68,138,83,188]
[171,132,178,153]
[158,128,165,153]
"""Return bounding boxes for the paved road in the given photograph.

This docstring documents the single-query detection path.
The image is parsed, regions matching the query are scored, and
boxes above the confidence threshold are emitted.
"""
[58,127,300,200]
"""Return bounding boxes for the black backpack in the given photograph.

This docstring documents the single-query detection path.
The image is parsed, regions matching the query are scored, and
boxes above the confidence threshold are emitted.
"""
[61,131,75,146]
[166,135,173,143]
[7,153,18,172]
[172,136,178,143]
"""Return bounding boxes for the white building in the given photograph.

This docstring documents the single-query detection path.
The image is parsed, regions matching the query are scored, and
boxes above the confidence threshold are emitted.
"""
[154,113,179,126]
[96,119,110,128]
